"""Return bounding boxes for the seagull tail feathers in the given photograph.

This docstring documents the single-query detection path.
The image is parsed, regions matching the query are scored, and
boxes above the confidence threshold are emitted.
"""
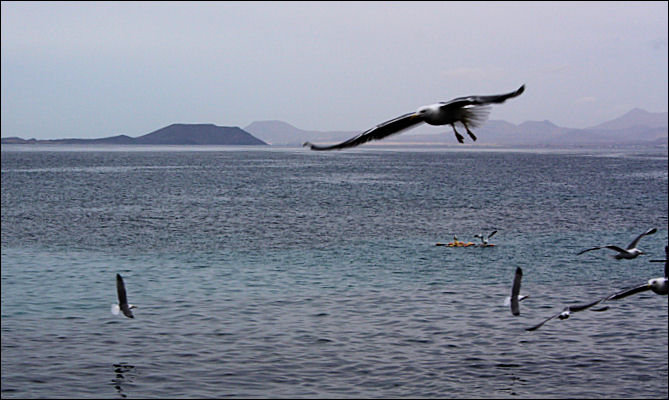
[458,105,491,129]
[111,304,120,315]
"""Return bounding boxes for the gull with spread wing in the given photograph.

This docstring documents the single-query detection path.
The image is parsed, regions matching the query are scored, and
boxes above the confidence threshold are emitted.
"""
[577,228,657,260]
[304,85,525,150]
[112,273,136,319]
[504,267,528,316]
[475,230,497,246]
[525,297,610,332]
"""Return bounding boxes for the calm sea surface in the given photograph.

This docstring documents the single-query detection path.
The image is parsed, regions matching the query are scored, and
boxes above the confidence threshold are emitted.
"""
[2,144,668,399]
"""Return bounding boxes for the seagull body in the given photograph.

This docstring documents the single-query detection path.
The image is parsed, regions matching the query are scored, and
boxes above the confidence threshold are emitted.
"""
[112,273,136,319]
[577,228,657,260]
[475,230,497,246]
[504,267,528,316]
[303,85,525,150]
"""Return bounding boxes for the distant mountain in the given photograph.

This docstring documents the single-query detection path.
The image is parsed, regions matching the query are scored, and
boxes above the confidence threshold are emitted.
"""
[587,108,668,130]
[244,120,355,146]
[244,109,668,147]
[133,124,266,145]
[1,123,267,146]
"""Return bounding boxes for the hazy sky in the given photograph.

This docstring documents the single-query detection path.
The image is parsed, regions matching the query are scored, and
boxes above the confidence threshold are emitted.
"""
[2,1,667,139]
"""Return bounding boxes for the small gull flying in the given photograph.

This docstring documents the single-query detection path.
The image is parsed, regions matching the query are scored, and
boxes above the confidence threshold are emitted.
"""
[112,273,136,319]
[304,85,525,150]
[525,297,609,332]
[475,230,497,246]
[604,246,668,299]
[577,228,657,260]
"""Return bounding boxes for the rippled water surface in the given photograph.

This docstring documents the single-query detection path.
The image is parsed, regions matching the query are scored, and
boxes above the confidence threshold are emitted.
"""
[2,145,668,398]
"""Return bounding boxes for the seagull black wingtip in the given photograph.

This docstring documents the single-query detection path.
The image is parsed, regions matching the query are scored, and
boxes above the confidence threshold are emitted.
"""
[303,141,333,151]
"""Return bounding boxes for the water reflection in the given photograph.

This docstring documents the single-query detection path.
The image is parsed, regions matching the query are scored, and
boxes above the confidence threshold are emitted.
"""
[495,363,528,396]
[111,363,135,398]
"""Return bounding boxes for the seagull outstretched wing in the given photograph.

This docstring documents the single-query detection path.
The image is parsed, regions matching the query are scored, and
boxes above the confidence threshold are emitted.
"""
[116,273,134,319]
[606,283,652,301]
[304,112,424,151]
[525,308,567,332]
[576,246,604,255]
[510,267,523,316]
[626,228,657,250]
[577,245,628,256]
[438,85,525,109]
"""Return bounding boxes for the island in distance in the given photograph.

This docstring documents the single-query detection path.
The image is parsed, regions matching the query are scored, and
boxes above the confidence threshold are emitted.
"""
[1,123,268,146]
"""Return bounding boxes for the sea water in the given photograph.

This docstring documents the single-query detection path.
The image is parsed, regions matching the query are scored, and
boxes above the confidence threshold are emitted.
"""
[2,145,667,398]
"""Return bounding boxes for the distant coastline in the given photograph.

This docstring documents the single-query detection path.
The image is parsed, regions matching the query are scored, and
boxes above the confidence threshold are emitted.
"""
[1,123,267,146]
[2,108,667,148]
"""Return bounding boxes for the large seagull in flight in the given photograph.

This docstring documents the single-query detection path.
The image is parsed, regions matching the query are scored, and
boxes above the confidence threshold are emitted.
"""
[577,228,657,260]
[304,85,525,151]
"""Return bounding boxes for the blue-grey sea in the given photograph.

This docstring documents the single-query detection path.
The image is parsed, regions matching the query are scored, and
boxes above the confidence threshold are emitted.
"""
[2,144,668,399]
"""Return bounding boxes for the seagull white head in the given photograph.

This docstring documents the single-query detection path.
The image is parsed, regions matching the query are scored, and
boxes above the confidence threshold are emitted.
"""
[648,277,668,295]
[415,104,440,120]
